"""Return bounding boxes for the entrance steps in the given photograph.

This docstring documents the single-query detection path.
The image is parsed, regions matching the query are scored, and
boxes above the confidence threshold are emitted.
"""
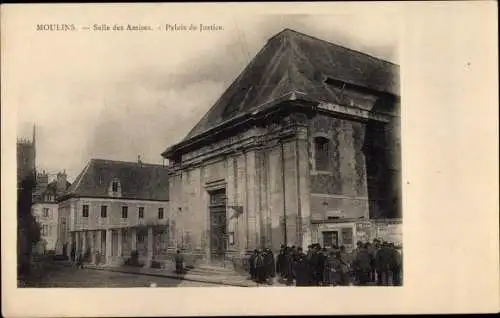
[187,263,247,279]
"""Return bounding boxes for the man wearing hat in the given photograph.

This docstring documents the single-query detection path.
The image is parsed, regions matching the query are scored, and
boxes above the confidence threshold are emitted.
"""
[352,241,364,283]
[276,245,286,282]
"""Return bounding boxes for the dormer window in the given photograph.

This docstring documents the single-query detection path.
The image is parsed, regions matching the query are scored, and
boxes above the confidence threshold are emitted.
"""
[108,178,122,197]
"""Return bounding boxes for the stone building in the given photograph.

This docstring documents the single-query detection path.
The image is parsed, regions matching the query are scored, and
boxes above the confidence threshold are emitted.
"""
[31,171,71,253]
[57,158,170,266]
[16,125,36,188]
[162,28,401,265]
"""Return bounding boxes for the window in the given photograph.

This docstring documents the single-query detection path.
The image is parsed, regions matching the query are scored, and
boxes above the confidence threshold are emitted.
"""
[314,136,331,171]
[341,227,353,245]
[158,208,164,219]
[42,225,48,236]
[322,231,339,248]
[122,206,128,219]
[209,189,226,206]
[82,205,89,218]
[43,208,49,218]
[138,207,144,219]
[138,234,144,243]
[112,181,119,192]
[101,205,107,218]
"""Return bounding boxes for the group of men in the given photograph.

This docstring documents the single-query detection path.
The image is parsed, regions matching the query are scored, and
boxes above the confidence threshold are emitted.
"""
[248,239,402,286]
[248,248,276,284]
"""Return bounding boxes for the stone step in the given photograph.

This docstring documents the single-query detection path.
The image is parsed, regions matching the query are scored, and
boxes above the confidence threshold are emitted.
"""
[187,268,242,276]
[186,265,246,278]
[195,265,236,272]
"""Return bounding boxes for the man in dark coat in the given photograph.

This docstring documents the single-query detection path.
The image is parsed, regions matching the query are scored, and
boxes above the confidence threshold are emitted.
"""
[372,239,381,283]
[264,248,275,284]
[316,246,326,286]
[276,245,286,281]
[353,243,373,285]
[284,247,295,285]
[70,246,76,267]
[309,244,323,286]
[255,249,266,284]
[388,243,402,286]
[293,253,310,286]
[294,247,307,283]
[351,241,363,283]
[249,249,258,281]
[366,242,376,283]
[175,250,184,274]
[321,248,330,286]
[375,242,391,285]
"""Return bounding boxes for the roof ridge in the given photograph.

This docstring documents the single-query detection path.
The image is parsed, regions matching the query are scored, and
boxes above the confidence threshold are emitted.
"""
[68,160,92,195]
[90,158,168,168]
[280,28,398,67]
[183,33,278,141]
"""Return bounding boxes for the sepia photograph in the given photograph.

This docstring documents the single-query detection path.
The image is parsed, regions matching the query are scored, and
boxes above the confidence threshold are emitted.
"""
[16,13,402,289]
[3,2,498,317]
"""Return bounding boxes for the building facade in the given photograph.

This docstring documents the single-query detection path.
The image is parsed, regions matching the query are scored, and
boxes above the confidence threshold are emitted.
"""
[16,126,36,188]
[31,171,71,253]
[57,159,170,266]
[162,29,401,265]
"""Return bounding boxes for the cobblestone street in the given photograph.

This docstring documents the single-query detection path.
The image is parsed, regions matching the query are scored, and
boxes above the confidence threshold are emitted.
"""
[21,263,221,288]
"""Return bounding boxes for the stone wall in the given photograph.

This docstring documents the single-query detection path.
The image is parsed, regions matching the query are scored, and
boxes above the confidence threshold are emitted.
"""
[169,120,313,258]
[309,112,401,220]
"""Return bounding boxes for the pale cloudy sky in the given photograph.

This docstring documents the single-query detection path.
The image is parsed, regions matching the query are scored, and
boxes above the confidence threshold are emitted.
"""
[9,4,400,182]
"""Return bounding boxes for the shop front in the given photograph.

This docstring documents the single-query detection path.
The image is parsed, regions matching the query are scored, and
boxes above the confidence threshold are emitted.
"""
[312,218,402,252]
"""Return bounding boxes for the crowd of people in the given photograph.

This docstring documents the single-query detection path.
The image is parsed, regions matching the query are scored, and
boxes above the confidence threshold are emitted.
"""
[248,239,402,286]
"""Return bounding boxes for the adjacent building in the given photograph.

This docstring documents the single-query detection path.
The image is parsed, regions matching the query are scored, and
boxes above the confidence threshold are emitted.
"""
[16,126,36,189]
[162,29,401,266]
[31,171,71,254]
[57,158,170,266]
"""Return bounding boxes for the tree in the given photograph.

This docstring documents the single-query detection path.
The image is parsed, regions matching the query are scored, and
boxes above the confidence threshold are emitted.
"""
[17,173,41,280]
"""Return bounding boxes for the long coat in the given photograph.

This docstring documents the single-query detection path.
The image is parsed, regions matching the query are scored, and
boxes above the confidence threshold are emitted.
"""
[264,251,275,278]
[276,251,286,275]
[293,256,310,286]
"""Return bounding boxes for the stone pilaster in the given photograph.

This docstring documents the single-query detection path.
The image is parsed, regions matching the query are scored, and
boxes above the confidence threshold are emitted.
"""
[146,227,153,267]
[245,150,258,250]
[66,233,73,260]
[226,156,237,251]
[296,127,312,250]
[117,228,122,257]
[82,231,87,255]
[95,230,102,256]
[75,231,81,255]
[130,228,137,251]
[105,229,112,265]
[90,231,96,264]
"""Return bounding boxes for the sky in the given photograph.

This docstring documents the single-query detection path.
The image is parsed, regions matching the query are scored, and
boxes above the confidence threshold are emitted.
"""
[9,5,400,183]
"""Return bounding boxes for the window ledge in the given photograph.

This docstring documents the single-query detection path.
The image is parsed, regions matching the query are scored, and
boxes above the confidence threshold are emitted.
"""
[310,170,334,176]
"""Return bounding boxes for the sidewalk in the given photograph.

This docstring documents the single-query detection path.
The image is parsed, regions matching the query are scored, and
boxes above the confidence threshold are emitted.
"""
[53,260,291,287]
[83,263,260,287]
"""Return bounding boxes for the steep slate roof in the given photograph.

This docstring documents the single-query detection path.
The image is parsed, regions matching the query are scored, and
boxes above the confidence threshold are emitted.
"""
[183,28,399,142]
[63,159,169,201]
[33,180,72,203]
